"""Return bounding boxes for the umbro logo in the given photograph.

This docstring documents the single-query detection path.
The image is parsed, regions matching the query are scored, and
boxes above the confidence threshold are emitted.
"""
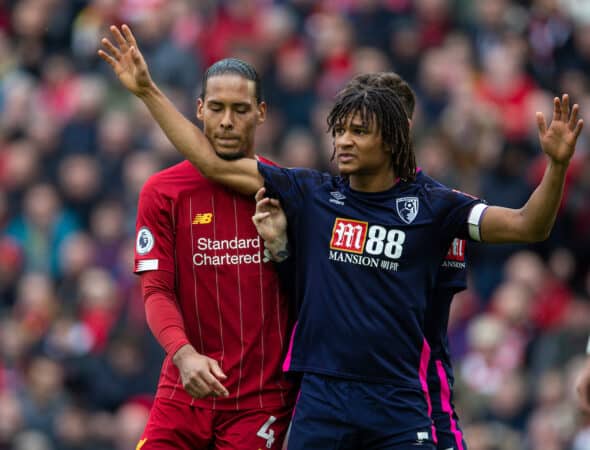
[192,213,213,224]
[329,191,346,205]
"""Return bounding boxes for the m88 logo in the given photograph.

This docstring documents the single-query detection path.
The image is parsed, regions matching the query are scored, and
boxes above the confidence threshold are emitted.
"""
[330,218,406,259]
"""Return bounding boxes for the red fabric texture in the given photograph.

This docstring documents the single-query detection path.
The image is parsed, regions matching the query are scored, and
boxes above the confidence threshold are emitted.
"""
[141,270,189,357]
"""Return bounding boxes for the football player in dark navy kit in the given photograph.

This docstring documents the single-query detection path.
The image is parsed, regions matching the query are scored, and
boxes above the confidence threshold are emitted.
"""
[255,72,470,450]
[101,23,583,450]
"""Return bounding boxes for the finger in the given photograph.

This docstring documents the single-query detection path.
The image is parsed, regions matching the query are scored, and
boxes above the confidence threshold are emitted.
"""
[573,119,584,140]
[252,212,271,223]
[569,104,579,129]
[536,112,547,136]
[121,24,138,48]
[255,198,273,215]
[268,198,282,208]
[130,46,143,65]
[188,376,210,398]
[255,187,266,202]
[110,25,129,52]
[200,372,226,396]
[553,97,561,121]
[97,50,119,70]
[561,93,569,120]
[210,360,228,380]
[206,362,229,396]
[256,197,272,208]
[101,38,121,60]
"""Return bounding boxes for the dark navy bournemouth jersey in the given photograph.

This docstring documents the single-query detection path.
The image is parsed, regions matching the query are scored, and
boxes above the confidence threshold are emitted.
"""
[258,163,484,388]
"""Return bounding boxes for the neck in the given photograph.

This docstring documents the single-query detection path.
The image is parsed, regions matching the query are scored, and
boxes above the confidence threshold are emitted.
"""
[349,170,397,192]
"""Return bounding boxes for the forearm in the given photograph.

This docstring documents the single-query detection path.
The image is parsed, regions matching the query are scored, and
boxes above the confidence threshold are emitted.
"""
[141,271,190,356]
[137,84,217,175]
[519,160,567,240]
[481,160,568,243]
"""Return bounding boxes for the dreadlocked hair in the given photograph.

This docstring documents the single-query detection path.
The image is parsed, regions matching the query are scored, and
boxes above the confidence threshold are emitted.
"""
[327,84,416,181]
[349,72,416,119]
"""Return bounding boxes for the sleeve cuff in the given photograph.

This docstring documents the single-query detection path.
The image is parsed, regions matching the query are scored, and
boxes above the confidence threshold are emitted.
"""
[468,203,488,242]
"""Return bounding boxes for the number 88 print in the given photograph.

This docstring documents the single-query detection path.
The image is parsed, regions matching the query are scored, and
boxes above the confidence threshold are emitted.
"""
[330,218,406,259]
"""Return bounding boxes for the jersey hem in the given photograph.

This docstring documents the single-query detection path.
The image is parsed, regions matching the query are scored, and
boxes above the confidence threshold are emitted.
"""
[155,388,297,411]
[287,365,424,388]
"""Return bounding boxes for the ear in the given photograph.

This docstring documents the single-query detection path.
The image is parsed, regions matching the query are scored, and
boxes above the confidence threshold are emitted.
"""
[196,98,204,121]
[408,118,413,131]
[257,101,267,125]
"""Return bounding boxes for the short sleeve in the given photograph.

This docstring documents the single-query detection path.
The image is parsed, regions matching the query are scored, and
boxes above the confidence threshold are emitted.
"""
[436,238,468,292]
[257,162,330,220]
[134,181,175,273]
[440,189,487,243]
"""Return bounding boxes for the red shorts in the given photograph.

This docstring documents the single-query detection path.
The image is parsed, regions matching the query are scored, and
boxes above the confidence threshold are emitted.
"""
[138,397,293,450]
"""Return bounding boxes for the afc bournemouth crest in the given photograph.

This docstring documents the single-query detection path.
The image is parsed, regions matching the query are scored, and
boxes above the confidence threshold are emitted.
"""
[396,197,419,224]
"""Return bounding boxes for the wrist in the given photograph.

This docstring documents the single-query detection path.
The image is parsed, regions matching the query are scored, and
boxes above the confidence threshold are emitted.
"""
[547,157,570,172]
[172,344,198,365]
[137,81,160,101]
[263,237,289,263]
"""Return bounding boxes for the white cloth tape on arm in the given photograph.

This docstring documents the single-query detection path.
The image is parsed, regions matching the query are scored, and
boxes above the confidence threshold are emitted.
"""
[468,203,488,242]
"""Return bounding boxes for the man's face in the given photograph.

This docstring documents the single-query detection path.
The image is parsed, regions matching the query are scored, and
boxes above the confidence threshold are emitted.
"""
[197,74,266,160]
[333,112,390,176]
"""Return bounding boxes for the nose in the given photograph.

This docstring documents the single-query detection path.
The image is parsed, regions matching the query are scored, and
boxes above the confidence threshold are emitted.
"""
[220,109,234,130]
[335,130,353,149]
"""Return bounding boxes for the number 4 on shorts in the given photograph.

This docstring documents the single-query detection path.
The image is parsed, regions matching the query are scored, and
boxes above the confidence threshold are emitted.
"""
[257,415,277,448]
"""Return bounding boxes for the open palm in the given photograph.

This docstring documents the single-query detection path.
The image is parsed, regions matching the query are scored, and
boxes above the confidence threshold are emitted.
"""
[537,94,584,165]
[98,25,153,96]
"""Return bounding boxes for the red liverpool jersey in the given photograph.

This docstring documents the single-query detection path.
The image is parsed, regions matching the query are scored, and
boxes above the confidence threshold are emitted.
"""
[134,159,295,410]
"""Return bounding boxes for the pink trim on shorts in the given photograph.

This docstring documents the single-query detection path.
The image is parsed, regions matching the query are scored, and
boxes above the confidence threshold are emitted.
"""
[419,338,437,444]
[435,360,465,450]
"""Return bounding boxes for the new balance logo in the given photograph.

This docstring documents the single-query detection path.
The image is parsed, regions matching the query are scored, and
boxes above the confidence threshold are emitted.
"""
[192,213,213,224]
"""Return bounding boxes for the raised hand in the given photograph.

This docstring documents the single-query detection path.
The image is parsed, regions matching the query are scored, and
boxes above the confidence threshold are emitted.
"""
[98,24,153,97]
[536,94,584,166]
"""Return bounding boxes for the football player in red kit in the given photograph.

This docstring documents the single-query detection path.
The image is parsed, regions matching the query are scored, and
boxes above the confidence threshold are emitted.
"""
[100,26,296,449]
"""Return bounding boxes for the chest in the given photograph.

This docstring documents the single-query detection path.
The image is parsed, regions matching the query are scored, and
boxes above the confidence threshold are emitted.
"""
[172,188,264,273]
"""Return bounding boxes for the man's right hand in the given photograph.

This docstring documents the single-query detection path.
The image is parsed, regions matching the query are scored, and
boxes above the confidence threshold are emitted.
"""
[172,344,229,399]
[98,24,154,97]
[252,187,289,261]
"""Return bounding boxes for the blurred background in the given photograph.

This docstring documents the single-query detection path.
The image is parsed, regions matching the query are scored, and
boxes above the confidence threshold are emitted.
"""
[0,0,590,449]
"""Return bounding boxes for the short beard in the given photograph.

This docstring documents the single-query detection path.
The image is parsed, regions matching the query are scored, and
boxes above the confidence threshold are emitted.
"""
[215,149,246,161]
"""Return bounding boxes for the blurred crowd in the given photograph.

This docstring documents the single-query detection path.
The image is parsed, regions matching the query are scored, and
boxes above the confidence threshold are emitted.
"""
[1,0,590,449]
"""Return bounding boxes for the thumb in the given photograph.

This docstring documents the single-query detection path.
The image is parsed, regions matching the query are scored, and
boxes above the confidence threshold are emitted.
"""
[210,360,227,380]
[536,112,547,136]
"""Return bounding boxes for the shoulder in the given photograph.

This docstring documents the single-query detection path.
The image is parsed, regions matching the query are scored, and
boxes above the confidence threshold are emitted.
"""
[257,154,279,167]
[140,160,206,198]
[411,172,475,202]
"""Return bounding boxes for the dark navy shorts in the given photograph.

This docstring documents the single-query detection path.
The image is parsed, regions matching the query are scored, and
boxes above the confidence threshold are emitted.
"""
[286,373,437,450]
